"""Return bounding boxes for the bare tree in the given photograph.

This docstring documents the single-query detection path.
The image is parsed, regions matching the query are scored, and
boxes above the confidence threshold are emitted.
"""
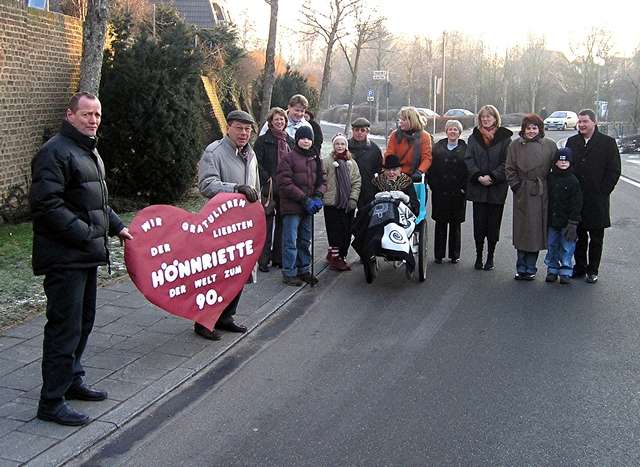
[259,0,278,124]
[338,8,385,133]
[519,36,548,112]
[570,28,614,109]
[78,0,109,95]
[302,0,358,108]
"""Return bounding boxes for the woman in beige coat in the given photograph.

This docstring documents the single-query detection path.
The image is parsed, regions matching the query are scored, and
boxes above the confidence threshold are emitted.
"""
[322,134,362,271]
[506,114,556,280]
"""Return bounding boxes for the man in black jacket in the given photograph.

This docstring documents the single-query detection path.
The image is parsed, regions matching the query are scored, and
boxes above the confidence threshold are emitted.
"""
[565,109,621,284]
[30,92,132,426]
[348,117,383,209]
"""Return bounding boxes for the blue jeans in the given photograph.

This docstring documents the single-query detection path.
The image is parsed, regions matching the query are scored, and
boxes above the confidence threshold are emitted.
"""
[544,227,576,277]
[282,214,312,278]
[516,250,539,275]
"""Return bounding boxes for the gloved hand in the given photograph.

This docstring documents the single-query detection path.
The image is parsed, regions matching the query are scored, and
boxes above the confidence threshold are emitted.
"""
[311,197,324,213]
[348,199,357,212]
[304,197,316,214]
[236,184,259,203]
[411,171,424,182]
[562,222,578,242]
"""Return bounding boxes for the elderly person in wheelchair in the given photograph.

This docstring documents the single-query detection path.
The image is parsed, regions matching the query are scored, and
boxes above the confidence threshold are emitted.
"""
[352,155,424,281]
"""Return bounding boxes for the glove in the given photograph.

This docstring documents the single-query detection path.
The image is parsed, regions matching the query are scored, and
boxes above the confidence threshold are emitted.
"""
[236,184,259,203]
[411,171,424,182]
[510,183,521,193]
[348,199,357,212]
[304,197,316,214]
[311,197,324,213]
[562,222,578,242]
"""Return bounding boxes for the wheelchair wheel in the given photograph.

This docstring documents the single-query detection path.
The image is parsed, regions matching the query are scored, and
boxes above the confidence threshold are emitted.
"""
[363,256,377,284]
[416,220,427,282]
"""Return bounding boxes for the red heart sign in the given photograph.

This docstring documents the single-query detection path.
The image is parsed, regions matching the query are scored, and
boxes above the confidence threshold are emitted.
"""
[124,193,266,330]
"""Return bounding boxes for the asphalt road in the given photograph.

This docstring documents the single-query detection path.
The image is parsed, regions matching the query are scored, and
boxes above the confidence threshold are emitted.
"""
[75,128,640,466]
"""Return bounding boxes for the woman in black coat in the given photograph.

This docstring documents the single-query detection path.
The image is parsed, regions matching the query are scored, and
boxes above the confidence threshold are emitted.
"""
[254,107,294,271]
[465,105,513,270]
[427,120,468,264]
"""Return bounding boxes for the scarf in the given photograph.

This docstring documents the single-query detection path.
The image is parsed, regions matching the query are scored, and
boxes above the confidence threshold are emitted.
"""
[269,124,290,162]
[333,150,350,209]
[395,129,422,173]
[479,126,497,146]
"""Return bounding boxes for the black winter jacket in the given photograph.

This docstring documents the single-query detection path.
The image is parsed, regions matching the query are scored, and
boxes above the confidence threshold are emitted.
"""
[30,121,124,275]
[464,126,513,205]
[254,129,294,191]
[547,167,583,229]
[428,138,468,223]
[349,138,383,209]
[565,128,621,229]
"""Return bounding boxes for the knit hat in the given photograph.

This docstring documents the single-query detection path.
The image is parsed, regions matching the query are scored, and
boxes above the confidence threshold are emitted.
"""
[295,125,314,143]
[555,147,572,162]
[383,154,402,169]
[351,117,371,128]
[332,133,348,146]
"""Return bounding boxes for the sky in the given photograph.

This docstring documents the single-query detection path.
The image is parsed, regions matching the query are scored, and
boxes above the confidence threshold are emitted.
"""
[231,0,640,59]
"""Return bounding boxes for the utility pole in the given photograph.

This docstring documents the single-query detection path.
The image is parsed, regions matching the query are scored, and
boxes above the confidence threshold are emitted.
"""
[441,31,447,114]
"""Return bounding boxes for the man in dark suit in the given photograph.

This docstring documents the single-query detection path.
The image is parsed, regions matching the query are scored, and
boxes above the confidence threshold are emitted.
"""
[565,109,621,284]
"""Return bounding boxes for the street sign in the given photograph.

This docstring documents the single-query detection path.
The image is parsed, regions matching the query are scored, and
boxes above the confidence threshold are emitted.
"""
[367,89,374,102]
[373,70,387,81]
[367,96,374,102]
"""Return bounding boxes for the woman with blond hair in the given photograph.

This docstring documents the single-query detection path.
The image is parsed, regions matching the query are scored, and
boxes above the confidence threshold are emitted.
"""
[464,105,513,270]
[385,106,432,178]
[254,107,294,272]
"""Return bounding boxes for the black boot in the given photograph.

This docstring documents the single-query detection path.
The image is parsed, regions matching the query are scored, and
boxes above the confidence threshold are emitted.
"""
[474,241,484,270]
[484,241,496,271]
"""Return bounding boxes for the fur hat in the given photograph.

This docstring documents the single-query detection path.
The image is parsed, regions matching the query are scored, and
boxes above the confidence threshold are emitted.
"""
[383,154,402,169]
[555,147,573,162]
[332,133,348,146]
[295,125,314,143]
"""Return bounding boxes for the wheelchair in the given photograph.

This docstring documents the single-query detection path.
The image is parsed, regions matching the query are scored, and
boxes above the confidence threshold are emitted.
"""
[362,179,428,283]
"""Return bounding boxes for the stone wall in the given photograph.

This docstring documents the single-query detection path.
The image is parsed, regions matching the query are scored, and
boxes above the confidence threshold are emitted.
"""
[0,0,82,218]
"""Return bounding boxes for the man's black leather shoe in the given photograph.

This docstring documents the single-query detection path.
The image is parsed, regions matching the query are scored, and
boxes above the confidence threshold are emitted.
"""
[65,383,107,401]
[215,320,248,333]
[194,323,222,340]
[37,402,89,426]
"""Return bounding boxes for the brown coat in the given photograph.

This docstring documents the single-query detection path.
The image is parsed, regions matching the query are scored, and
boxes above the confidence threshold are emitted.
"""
[505,136,556,251]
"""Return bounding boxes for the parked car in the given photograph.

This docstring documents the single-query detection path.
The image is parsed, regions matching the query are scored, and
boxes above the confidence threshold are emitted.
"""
[415,107,440,118]
[544,111,578,130]
[443,108,474,117]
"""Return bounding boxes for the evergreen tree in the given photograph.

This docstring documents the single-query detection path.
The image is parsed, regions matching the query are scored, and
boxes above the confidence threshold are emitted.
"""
[253,66,319,120]
[98,6,206,204]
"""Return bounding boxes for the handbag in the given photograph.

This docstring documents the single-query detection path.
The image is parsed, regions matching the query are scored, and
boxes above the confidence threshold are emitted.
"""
[261,178,276,216]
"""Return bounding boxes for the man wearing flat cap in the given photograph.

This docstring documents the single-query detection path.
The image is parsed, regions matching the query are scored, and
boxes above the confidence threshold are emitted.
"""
[348,117,383,209]
[196,110,260,340]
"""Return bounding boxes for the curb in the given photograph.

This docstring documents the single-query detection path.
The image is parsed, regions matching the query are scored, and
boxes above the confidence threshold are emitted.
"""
[24,262,330,466]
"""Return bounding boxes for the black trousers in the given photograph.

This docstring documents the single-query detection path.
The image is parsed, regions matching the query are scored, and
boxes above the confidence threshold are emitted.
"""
[434,221,461,260]
[324,206,354,258]
[41,267,97,404]
[259,214,282,267]
[472,202,504,244]
[574,226,605,275]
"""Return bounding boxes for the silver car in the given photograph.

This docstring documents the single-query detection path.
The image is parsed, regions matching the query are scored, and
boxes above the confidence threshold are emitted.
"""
[544,111,578,131]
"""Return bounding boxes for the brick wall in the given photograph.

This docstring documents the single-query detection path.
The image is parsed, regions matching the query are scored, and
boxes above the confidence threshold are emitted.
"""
[0,0,82,207]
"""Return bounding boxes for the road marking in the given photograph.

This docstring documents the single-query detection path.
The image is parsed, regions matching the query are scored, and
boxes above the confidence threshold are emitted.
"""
[621,175,640,188]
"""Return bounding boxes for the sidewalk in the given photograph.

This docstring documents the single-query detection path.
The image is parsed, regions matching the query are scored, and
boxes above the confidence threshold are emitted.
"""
[0,217,330,466]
